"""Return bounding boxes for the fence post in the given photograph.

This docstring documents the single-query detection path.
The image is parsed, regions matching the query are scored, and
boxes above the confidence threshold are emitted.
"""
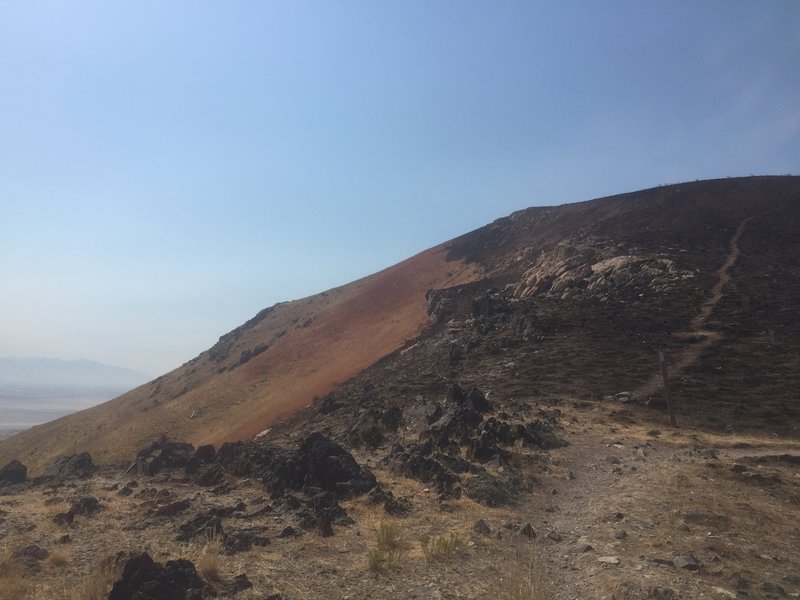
[659,351,677,426]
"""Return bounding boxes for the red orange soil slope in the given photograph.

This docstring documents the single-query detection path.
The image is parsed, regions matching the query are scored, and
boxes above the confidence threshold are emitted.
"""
[0,244,480,472]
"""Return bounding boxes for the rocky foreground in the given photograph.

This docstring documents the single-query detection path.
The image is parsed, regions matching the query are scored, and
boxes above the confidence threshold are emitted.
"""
[2,382,800,600]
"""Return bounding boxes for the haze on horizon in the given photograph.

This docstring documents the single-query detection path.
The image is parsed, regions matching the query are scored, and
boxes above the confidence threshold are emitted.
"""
[1,2,798,376]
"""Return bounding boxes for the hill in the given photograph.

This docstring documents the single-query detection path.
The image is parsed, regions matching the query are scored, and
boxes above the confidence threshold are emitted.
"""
[1,176,798,472]
[1,176,799,599]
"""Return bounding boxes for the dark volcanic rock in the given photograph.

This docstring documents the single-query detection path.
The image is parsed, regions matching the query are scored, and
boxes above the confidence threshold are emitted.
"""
[219,432,376,501]
[178,511,225,542]
[386,442,462,500]
[53,510,75,525]
[195,465,224,487]
[70,496,101,516]
[108,553,206,600]
[290,432,377,497]
[13,544,49,573]
[194,444,216,463]
[42,452,96,480]
[0,459,27,484]
[473,519,491,536]
[463,473,514,507]
[154,499,191,517]
[136,439,195,476]
[223,527,271,554]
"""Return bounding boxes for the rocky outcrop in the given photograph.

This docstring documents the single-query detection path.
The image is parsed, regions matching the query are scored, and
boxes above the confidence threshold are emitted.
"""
[0,459,27,484]
[108,553,207,600]
[134,438,195,476]
[42,452,96,480]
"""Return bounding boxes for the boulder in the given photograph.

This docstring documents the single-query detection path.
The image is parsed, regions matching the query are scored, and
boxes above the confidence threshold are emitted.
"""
[70,496,101,516]
[42,453,96,479]
[108,553,206,600]
[136,439,195,476]
[257,432,376,499]
[0,459,27,484]
[463,473,514,507]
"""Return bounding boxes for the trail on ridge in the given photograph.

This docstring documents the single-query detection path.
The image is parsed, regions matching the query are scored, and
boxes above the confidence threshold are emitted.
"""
[634,216,753,399]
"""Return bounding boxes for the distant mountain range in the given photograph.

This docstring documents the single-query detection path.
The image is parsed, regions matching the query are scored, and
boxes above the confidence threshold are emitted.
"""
[0,357,148,390]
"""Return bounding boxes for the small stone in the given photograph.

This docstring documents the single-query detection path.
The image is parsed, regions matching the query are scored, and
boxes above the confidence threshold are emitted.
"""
[614,530,627,540]
[278,526,297,538]
[674,555,700,571]
[53,511,75,526]
[565,469,576,480]
[577,544,593,553]
[597,556,620,565]
[546,530,563,542]
[154,499,190,517]
[518,523,536,540]
[473,519,491,536]
[651,558,674,567]
[606,456,621,465]
[731,464,747,473]
[231,573,253,592]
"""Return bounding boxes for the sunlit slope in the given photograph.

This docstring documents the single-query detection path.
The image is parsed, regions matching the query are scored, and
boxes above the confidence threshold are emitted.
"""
[0,244,480,472]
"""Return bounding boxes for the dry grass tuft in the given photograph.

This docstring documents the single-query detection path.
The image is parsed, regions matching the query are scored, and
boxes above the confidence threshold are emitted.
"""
[367,521,409,572]
[0,549,26,600]
[196,535,224,582]
[420,531,466,561]
[0,574,26,600]
[47,551,69,568]
[497,552,550,600]
[70,558,124,600]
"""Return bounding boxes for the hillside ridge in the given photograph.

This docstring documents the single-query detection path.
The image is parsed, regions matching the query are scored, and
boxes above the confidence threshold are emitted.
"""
[1,175,798,472]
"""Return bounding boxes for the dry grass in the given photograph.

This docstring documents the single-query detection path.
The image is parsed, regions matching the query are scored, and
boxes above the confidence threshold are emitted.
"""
[47,551,68,568]
[0,574,26,600]
[367,521,409,572]
[196,535,224,582]
[69,558,124,600]
[497,552,550,600]
[420,531,466,561]
[0,550,26,600]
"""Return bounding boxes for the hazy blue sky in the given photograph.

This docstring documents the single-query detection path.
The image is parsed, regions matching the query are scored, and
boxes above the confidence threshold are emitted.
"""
[1,2,798,375]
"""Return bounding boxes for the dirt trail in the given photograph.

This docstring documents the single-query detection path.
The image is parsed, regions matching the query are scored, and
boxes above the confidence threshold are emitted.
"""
[537,409,800,599]
[634,217,753,399]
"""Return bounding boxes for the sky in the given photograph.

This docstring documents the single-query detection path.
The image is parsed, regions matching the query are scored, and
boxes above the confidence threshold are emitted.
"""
[1,1,798,376]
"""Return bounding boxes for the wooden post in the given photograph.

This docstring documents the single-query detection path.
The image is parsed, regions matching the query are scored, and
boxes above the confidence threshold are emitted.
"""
[659,351,677,426]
